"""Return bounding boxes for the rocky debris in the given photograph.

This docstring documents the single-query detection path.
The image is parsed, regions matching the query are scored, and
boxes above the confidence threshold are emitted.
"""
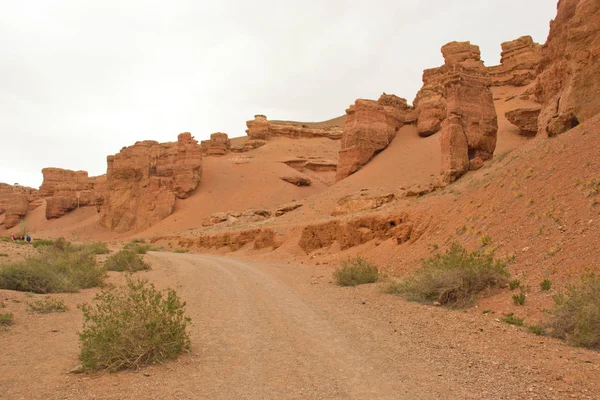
[404,184,435,197]
[534,0,600,136]
[201,133,230,156]
[202,209,271,227]
[505,106,542,136]
[336,94,415,180]
[283,159,337,173]
[487,36,542,86]
[275,202,303,217]
[331,189,395,216]
[246,115,343,140]
[153,227,282,251]
[38,168,104,219]
[244,139,266,151]
[100,132,202,233]
[469,157,485,171]
[281,176,312,187]
[0,184,36,229]
[298,212,430,253]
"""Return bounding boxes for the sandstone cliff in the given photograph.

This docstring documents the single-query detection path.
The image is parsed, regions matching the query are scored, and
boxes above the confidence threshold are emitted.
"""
[246,115,343,140]
[534,0,600,136]
[0,184,38,229]
[100,132,203,233]
[201,133,231,156]
[336,94,416,180]
[487,36,541,87]
[39,168,104,219]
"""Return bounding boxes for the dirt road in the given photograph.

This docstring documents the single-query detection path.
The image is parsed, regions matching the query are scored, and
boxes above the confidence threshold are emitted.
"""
[1,252,600,399]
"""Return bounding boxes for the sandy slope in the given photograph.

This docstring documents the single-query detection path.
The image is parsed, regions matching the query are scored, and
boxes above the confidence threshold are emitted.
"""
[1,252,599,399]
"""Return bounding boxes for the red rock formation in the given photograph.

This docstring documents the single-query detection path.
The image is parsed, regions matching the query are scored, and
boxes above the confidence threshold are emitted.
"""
[246,115,343,140]
[505,106,542,136]
[201,132,231,156]
[0,184,37,229]
[39,168,104,219]
[413,67,447,137]
[488,36,541,86]
[100,132,202,233]
[535,0,600,136]
[336,94,415,180]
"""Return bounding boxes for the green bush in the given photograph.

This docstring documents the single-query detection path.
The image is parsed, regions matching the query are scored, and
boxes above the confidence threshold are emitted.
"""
[509,279,521,290]
[527,325,545,336]
[0,247,106,293]
[0,254,7,257]
[333,256,379,287]
[78,276,191,372]
[502,313,524,326]
[546,274,600,349]
[513,293,526,305]
[123,242,152,255]
[130,238,146,244]
[31,239,55,248]
[172,249,189,254]
[0,312,14,326]
[75,242,110,255]
[27,297,68,313]
[105,250,150,272]
[540,279,552,291]
[386,243,510,307]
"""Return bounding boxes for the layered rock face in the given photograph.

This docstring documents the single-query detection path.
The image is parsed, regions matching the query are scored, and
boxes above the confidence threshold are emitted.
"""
[39,168,104,219]
[336,94,416,180]
[201,132,231,156]
[534,0,600,136]
[100,132,202,233]
[413,67,447,137]
[505,106,542,136]
[246,115,343,140]
[0,184,37,229]
[488,36,541,86]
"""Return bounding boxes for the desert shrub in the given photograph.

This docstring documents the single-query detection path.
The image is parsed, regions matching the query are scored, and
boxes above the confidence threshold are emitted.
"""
[105,249,150,272]
[333,256,379,287]
[386,243,510,307]
[0,236,10,242]
[130,238,146,244]
[509,279,521,290]
[27,297,68,313]
[540,279,552,291]
[0,312,14,326]
[31,239,55,248]
[513,293,526,305]
[76,242,110,255]
[0,247,105,293]
[502,313,524,326]
[123,242,152,255]
[0,253,7,257]
[527,325,545,336]
[78,276,191,372]
[546,274,600,349]
[172,249,189,254]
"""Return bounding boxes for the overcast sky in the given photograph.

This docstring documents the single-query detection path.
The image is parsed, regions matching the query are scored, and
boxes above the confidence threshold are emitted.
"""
[1,0,557,188]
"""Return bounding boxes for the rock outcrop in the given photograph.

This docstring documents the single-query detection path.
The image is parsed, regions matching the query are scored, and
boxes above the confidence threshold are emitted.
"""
[201,133,230,156]
[336,94,416,180]
[505,106,542,136]
[413,67,447,137]
[488,36,542,86]
[246,115,343,140]
[331,189,395,216]
[100,132,202,233]
[534,0,600,136]
[0,184,37,229]
[39,168,104,219]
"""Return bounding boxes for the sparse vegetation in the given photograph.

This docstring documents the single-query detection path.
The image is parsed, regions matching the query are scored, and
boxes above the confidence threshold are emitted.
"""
[540,279,552,291]
[512,293,526,305]
[31,239,55,248]
[502,313,524,326]
[123,242,152,254]
[385,243,509,307]
[27,297,68,313]
[527,325,545,336]
[546,274,600,349]
[0,236,10,243]
[0,312,14,326]
[130,238,146,244]
[479,234,492,247]
[173,249,189,254]
[78,276,191,372]
[0,253,7,257]
[334,256,379,287]
[0,245,106,293]
[509,279,521,290]
[105,249,150,272]
[76,242,110,255]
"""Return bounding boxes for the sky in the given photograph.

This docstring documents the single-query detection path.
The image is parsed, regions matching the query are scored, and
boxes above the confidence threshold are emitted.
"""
[0,0,558,188]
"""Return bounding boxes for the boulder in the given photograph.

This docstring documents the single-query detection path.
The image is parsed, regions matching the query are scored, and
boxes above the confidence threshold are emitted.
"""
[336,94,415,180]
[534,0,600,136]
[100,132,202,233]
[275,202,303,217]
[505,106,542,136]
[487,36,542,86]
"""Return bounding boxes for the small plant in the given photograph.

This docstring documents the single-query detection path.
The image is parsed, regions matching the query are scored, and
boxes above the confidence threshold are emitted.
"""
[334,256,379,287]
[0,253,7,257]
[27,297,68,313]
[456,225,467,235]
[130,238,146,244]
[509,279,521,290]
[546,274,600,349]
[32,239,55,248]
[0,236,10,242]
[479,234,492,247]
[502,313,524,326]
[78,276,191,372]
[513,293,526,305]
[77,242,110,255]
[123,242,152,255]
[0,312,14,326]
[482,309,493,314]
[105,250,150,272]
[385,243,509,307]
[172,249,189,254]
[540,279,552,291]
[527,325,545,336]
